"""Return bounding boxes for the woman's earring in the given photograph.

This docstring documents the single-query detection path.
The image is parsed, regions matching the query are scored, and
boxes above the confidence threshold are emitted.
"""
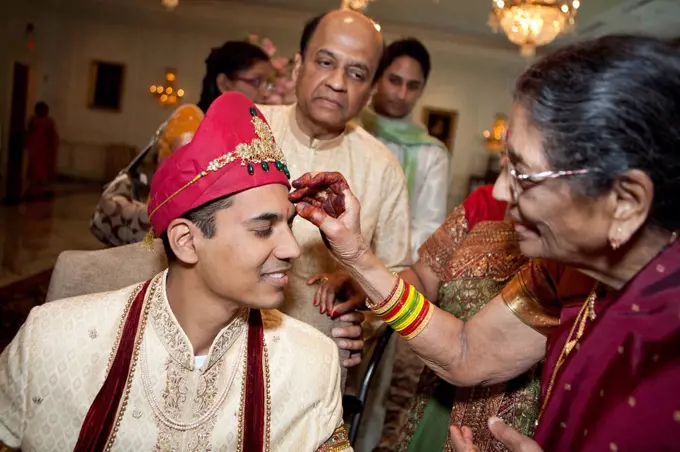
[610,227,623,250]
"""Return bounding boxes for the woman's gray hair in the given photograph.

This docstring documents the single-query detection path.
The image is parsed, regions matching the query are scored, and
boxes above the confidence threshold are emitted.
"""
[514,35,680,231]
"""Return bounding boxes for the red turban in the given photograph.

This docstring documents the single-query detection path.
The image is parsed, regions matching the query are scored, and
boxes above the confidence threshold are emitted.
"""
[147,92,290,236]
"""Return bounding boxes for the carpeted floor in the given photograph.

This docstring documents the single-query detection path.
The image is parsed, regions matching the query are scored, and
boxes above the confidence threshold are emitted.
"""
[0,269,52,352]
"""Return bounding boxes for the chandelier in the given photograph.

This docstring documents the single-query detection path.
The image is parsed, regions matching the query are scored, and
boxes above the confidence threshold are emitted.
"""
[150,69,185,107]
[162,0,178,10]
[488,0,580,57]
[341,0,374,11]
[482,113,508,153]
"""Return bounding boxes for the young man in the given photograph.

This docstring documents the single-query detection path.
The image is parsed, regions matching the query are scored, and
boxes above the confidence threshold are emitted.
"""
[359,38,449,260]
[0,93,350,451]
[258,10,412,369]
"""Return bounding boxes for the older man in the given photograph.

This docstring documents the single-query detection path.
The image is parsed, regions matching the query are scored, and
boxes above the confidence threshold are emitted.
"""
[258,10,411,370]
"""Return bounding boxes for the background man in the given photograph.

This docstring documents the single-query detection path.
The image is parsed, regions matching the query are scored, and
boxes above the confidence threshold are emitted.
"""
[258,10,412,378]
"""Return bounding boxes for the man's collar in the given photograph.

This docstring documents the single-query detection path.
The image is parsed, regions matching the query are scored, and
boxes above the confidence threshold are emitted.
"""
[287,104,347,151]
[150,270,248,371]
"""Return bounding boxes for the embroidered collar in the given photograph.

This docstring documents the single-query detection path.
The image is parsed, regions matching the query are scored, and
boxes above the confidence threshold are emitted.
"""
[149,270,248,371]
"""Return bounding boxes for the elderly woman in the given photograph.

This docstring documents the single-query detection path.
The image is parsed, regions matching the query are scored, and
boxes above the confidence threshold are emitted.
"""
[290,35,680,451]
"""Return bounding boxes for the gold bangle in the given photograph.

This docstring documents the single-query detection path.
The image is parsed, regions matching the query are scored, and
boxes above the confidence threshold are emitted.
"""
[374,278,405,316]
[366,273,400,311]
[404,303,434,341]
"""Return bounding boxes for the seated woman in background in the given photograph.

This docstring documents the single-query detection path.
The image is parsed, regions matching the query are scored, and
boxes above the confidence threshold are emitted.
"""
[90,41,273,247]
[291,35,680,451]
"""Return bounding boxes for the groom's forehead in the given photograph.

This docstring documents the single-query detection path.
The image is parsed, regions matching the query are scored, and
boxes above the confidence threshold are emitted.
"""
[227,185,294,220]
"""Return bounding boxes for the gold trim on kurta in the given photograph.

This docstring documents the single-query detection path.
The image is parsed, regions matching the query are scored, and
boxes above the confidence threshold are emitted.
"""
[105,276,159,451]
[150,271,248,371]
[140,271,251,450]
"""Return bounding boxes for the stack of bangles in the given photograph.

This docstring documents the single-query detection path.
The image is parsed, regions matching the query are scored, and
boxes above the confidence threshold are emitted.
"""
[367,277,434,341]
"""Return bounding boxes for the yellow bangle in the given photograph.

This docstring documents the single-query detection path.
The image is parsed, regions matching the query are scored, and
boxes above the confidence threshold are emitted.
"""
[393,292,424,332]
[384,283,416,324]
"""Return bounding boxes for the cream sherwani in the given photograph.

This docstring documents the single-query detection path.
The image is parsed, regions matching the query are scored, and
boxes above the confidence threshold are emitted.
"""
[0,271,350,451]
[258,104,411,343]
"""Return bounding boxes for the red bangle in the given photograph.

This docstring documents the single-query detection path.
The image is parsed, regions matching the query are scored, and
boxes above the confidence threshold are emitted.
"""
[383,283,412,322]
[400,299,431,337]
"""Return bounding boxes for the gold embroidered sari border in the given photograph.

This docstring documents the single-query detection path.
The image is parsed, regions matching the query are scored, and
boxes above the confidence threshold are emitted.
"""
[501,272,560,336]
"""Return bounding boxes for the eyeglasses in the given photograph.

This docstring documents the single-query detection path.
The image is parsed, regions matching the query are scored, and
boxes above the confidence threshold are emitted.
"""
[235,77,274,92]
[501,150,591,203]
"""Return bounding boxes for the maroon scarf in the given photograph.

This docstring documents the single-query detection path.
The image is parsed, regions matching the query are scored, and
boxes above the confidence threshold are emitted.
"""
[74,280,150,452]
[243,309,266,452]
[74,282,266,451]
[535,240,680,451]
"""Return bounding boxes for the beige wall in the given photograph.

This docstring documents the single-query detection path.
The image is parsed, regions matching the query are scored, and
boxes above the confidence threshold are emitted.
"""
[0,0,527,205]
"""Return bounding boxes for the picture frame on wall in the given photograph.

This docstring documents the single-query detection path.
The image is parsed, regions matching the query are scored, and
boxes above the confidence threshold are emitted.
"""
[88,60,126,111]
[421,107,459,152]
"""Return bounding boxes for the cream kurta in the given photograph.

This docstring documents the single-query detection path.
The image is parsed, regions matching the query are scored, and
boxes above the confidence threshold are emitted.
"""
[0,271,349,451]
[258,104,411,341]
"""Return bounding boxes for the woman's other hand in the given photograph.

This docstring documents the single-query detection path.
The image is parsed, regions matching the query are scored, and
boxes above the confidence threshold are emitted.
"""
[450,417,543,452]
[307,269,367,317]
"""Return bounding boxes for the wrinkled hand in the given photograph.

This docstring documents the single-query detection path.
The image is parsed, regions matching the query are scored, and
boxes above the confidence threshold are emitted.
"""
[307,269,367,318]
[331,311,365,368]
[449,418,543,452]
[289,172,369,266]
[449,425,480,452]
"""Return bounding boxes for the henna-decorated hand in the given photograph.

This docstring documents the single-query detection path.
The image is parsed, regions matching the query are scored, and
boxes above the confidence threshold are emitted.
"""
[449,418,543,452]
[289,172,371,267]
[288,172,348,219]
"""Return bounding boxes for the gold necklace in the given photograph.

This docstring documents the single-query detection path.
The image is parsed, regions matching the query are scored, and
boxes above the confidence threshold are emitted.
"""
[537,283,599,423]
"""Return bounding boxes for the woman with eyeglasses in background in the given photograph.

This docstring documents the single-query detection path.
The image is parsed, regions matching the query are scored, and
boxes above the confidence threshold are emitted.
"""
[90,41,274,247]
[197,40,273,110]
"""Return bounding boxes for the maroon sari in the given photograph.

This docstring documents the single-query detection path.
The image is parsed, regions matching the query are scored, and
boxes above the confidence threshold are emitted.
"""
[535,240,680,451]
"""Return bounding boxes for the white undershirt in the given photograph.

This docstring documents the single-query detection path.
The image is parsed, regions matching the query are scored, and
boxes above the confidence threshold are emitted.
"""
[194,355,208,368]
